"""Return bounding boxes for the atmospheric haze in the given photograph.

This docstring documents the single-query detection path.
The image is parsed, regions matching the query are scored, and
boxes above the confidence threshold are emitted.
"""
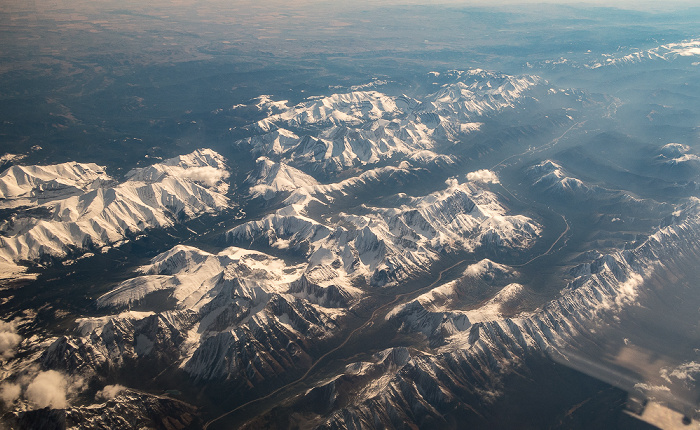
[1,1,700,429]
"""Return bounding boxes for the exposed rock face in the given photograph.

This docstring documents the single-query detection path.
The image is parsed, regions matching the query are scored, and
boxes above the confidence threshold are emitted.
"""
[8,390,199,430]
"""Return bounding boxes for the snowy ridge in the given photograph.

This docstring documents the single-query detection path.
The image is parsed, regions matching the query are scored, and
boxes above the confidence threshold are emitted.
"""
[305,345,515,429]
[124,148,229,194]
[96,245,303,311]
[391,211,676,354]
[49,243,359,382]
[298,202,700,430]
[239,128,301,156]
[243,121,435,173]
[528,160,672,215]
[43,310,195,374]
[278,164,425,216]
[0,149,230,278]
[239,70,542,173]
[0,161,112,208]
[529,160,592,195]
[535,38,700,70]
[586,39,700,68]
[656,143,700,173]
[420,70,542,120]
[8,389,199,429]
[252,94,290,114]
[228,178,540,288]
[246,157,319,200]
[385,259,520,341]
[255,91,405,132]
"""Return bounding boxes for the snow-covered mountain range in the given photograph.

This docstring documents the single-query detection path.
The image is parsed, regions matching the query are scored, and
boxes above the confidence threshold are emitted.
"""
[0,149,230,279]
[247,199,700,429]
[35,162,540,402]
[0,162,112,207]
[228,174,540,287]
[239,70,543,174]
[2,65,696,429]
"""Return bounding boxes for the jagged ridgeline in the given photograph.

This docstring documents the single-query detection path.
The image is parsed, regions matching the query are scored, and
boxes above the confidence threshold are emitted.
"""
[2,62,700,430]
[0,149,231,280]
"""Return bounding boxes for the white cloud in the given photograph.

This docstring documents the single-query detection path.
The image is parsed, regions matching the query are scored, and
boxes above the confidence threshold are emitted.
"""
[634,382,670,392]
[670,361,700,382]
[96,384,126,401]
[25,370,68,409]
[466,169,499,184]
[178,166,228,187]
[0,383,21,405]
[0,321,22,359]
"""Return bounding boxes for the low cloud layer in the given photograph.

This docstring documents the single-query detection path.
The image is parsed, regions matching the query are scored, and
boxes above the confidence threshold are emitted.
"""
[661,361,700,386]
[179,166,228,187]
[25,370,69,409]
[466,169,499,184]
[0,369,85,410]
[0,383,21,405]
[0,321,22,359]
[96,384,126,401]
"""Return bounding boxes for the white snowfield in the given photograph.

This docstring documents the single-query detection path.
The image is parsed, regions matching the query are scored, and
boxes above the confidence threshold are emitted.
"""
[420,69,542,119]
[243,121,436,173]
[0,149,230,279]
[387,259,522,323]
[594,39,700,68]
